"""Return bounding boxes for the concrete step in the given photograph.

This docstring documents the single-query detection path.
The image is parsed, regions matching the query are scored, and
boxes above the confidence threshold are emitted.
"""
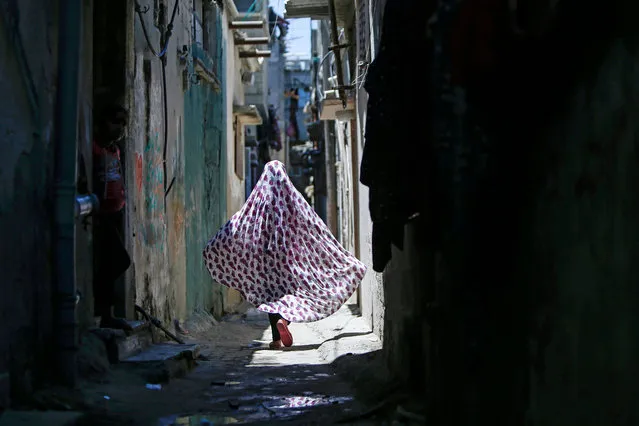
[90,320,153,363]
[119,343,200,383]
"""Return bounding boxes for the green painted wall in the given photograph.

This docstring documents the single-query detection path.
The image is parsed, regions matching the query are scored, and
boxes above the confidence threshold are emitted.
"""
[184,12,226,316]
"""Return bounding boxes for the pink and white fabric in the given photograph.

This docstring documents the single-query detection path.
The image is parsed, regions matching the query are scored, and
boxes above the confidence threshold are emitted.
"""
[203,161,366,322]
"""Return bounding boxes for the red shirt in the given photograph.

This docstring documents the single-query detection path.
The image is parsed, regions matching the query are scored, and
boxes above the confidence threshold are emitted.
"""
[93,141,126,213]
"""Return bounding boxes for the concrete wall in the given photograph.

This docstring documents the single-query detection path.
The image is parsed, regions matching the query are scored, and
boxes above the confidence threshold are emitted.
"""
[353,0,384,339]
[354,97,383,337]
[225,21,246,219]
[0,0,262,403]
[126,0,193,324]
[0,0,63,399]
[360,1,639,424]
[512,26,639,426]
[429,19,639,425]
[184,2,228,318]
[0,0,98,397]
[127,0,233,322]
[222,8,247,312]
[333,120,355,251]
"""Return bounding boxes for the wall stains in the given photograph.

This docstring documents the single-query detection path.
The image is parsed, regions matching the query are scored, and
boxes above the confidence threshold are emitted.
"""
[144,132,164,213]
[139,221,166,251]
[137,131,166,252]
[135,152,143,193]
[171,196,189,246]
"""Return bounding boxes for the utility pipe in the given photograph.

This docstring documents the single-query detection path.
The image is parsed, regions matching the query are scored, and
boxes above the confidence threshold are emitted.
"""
[53,0,82,387]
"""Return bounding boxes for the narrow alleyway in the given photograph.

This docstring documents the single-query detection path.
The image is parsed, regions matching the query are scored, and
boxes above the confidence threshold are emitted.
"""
[44,304,403,426]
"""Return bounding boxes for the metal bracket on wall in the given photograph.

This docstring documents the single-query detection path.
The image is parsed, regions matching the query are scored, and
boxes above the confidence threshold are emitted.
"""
[328,43,352,52]
[327,0,349,109]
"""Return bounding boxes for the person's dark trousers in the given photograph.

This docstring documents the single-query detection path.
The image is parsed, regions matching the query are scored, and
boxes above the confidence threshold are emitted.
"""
[269,313,289,341]
[93,212,131,319]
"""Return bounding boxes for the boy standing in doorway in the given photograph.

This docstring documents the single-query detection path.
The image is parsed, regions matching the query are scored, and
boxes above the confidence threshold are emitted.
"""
[93,101,132,331]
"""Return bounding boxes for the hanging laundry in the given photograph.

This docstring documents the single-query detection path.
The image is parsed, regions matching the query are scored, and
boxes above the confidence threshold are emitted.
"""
[360,0,437,272]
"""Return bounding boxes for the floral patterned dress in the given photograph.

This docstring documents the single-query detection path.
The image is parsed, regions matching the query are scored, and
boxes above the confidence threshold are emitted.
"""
[203,161,367,322]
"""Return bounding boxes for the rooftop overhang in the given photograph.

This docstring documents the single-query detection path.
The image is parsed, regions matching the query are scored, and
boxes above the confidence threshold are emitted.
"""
[234,36,271,45]
[224,1,268,36]
[233,105,263,125]
[224,0,270,72]
[284,0,354,27]
[239,49,271,58]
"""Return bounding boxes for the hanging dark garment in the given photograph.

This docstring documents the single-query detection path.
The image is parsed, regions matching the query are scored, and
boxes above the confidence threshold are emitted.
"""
[267,107,282,151]
[258,139,271,165]
[360,0,436,272]
[288,97,300,141]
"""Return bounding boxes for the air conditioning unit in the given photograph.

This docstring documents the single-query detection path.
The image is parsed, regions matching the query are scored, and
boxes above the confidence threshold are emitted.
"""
[241,71,255,85]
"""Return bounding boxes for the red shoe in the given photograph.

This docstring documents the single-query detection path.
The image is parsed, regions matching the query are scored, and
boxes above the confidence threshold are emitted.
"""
[276,319,293,347]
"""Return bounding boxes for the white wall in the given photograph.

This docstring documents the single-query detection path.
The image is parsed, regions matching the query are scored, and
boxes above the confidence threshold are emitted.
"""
[224,14,246,220]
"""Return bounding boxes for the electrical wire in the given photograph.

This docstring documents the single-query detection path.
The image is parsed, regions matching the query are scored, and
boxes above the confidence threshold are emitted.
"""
[134,0,179,201]
[161,61,169,202]
[135,3,160,56]
[242,0,259,20]
[161,0,179,199]
[134,1,178,59]
[315,50,335,100]
[351,59,370,90]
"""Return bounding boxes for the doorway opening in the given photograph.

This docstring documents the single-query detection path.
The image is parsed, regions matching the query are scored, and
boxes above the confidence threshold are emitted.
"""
[93,0,129,321]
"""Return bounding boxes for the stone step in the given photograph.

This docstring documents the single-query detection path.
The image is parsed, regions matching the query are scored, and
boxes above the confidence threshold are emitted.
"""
[119,343,200,383]
[90,320,154,363]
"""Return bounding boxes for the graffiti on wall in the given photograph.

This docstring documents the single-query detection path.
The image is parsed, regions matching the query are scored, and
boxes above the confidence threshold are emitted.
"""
[134,131,166,251]
[144,132,164,211]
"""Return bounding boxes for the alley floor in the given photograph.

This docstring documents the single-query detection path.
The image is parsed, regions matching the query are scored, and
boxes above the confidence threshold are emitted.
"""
[3,304,426,426]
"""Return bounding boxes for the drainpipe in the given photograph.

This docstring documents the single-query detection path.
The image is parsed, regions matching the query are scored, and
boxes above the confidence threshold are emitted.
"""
[53,0,82,387]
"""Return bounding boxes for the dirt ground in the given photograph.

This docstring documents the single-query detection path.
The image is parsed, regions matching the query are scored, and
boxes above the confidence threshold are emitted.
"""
[12,304,425,425]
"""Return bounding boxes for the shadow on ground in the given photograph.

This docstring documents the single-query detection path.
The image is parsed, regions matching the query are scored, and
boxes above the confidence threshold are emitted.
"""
[72,351,396,425]
[12,309,411,426]
[282,332,373,352]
